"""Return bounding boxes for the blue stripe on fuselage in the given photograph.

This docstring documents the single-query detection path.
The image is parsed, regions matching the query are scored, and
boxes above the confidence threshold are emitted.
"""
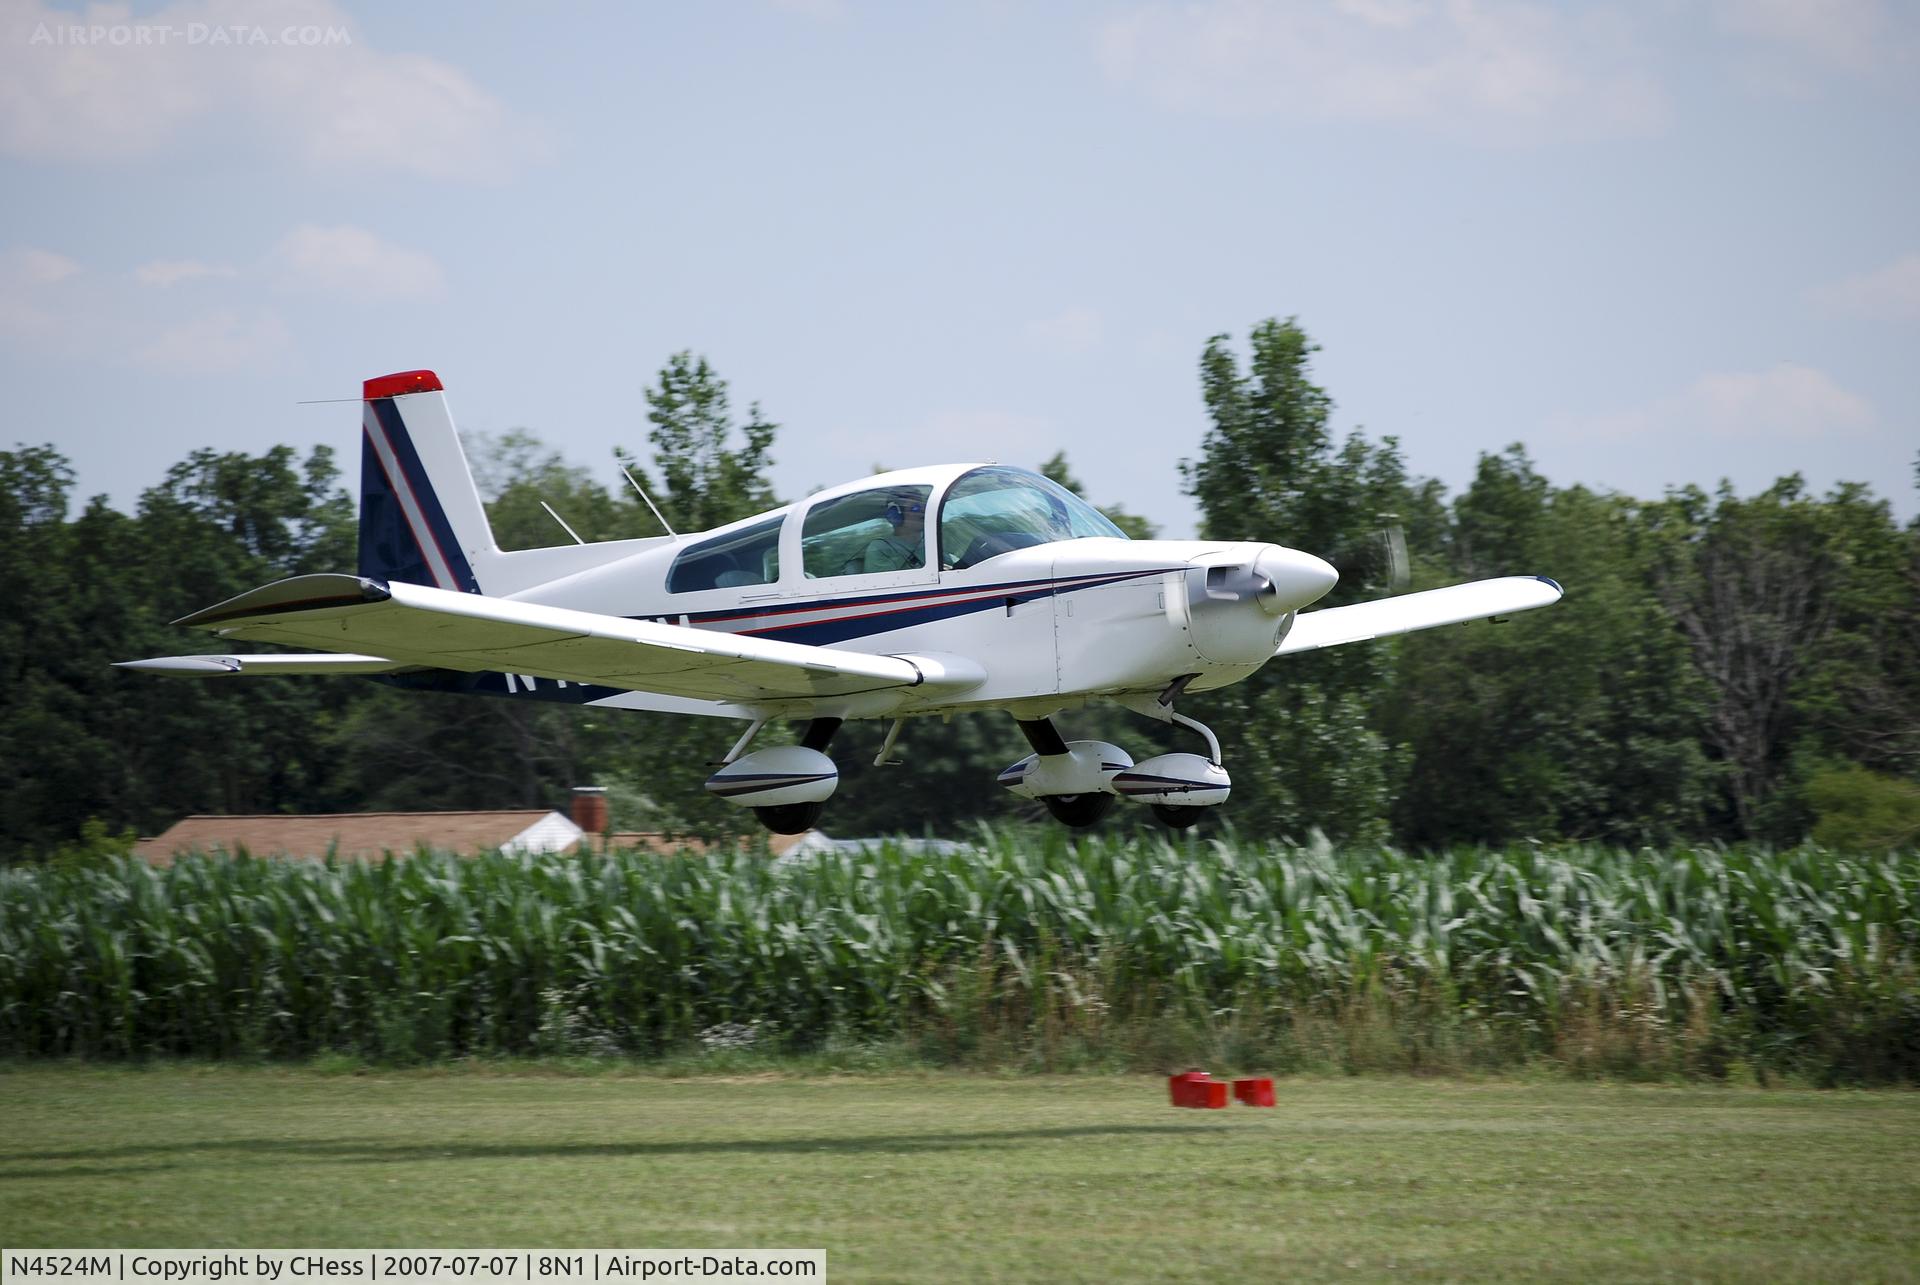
[648,567,1172,647]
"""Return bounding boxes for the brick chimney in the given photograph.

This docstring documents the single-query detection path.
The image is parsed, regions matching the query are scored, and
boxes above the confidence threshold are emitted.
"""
[570,786,609,839]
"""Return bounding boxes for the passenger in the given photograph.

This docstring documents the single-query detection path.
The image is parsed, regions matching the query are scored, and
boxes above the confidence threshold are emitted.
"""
[864,497,926,572]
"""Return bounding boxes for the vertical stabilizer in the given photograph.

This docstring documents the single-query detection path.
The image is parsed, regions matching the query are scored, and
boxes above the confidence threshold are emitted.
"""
[358,370,497,592]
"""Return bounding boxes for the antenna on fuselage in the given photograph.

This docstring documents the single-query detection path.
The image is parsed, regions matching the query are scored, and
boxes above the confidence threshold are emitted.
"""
[621,466,679,539]
[539,500,586,545]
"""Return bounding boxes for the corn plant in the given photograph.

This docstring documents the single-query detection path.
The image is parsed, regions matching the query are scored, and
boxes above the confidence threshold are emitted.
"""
[1,832,1914,1080]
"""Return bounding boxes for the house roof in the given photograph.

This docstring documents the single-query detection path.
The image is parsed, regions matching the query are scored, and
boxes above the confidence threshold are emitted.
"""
[132,813,826,865]
[133,810,576,865]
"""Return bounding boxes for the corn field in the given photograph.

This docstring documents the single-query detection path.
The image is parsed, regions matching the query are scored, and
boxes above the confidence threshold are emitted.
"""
[2,832,1916,1081]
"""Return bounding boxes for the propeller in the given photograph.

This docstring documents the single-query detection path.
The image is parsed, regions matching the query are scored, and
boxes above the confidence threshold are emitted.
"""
[1327,514,1410,595]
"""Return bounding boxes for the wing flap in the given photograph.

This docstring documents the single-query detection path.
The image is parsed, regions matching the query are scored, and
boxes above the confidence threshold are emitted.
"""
[1276,576,1562,656]
[172,573,935,703]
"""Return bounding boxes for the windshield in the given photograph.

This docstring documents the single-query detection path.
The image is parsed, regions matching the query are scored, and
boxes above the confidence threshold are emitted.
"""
[937,466,1127,570]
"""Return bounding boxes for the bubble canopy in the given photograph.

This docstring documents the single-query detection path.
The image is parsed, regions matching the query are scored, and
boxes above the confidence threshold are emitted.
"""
[937,465,1129,570]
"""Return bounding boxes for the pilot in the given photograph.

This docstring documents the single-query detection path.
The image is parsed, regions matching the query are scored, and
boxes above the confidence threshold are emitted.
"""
[864,496,926,572]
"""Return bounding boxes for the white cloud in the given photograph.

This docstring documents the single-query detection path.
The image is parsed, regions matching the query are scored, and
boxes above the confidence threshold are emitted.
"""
[272,224,444,300]
[1022,306,1104,356]
[0,246,83,337]
[1097,0,1666,143]
[2,225,439,370]
[12,246,82,284]
[1,241,294,373]
[1814,253,1920,322]
[1553,364,1876,445]
[1713,0,1917,91]
[135,258,238,287]
[0,0,540,180]
[132,308,290,375]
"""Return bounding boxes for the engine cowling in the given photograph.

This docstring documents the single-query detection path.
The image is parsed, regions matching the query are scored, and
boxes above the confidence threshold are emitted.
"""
[705,745,839,808]
[997,740,1132,800]
[1111,753,1231,807]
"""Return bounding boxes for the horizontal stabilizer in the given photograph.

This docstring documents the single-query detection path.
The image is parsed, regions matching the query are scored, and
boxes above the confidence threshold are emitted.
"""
[114,653,405,676]
[171,573,979,705]
[1277,576,1562,656]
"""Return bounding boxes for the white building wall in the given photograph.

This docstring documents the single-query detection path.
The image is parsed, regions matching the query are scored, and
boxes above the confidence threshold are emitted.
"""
[504,812,585,855]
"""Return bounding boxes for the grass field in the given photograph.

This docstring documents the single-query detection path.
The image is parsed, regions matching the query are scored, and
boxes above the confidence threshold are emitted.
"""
[3,1066,1917,1281]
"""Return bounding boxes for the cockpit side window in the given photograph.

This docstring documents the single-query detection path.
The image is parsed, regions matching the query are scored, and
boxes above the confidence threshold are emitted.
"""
[800,485,933,578]
[666,515,783,593]
[937,466,1126,570]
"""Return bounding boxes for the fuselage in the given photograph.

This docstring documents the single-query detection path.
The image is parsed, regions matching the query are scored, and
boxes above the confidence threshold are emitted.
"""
[502,463,1337,722]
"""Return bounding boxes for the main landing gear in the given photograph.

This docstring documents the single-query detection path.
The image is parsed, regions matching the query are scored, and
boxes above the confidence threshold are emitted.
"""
[1012,718,1118,828]
[997,701,1232,830]
[703,717,846,835]
[1150,803,1205,830]
[751,719,842,833]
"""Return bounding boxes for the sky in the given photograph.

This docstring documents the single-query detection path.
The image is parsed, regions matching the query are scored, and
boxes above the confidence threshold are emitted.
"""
[3,0,1916,540]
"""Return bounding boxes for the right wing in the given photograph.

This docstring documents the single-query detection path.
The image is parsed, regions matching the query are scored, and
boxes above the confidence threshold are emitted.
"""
[1276,576,1562,656]
[134,573,980,706]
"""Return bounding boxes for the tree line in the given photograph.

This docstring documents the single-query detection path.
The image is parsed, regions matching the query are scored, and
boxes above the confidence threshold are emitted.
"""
[4,323,1915,858]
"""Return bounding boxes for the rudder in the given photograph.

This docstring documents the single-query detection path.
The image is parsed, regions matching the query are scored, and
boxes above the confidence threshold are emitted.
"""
[358,370,496,592]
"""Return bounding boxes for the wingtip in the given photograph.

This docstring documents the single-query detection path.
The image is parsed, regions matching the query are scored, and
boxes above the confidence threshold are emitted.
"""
[114,656,241,675]
[1532,575,1564,597]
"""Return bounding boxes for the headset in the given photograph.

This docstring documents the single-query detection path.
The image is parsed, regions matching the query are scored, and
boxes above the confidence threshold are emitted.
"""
[885,499,925,528]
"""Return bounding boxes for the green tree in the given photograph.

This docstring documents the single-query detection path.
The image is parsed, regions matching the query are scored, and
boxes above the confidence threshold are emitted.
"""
[1804,762,1920,850]
[468,428,656,548]
[1388,453,1714,845]
[0,443,362,855]
[1179,319,1420,841]
[624,352,778,534]
[117,445,360,824]
[1645,477,1906,839]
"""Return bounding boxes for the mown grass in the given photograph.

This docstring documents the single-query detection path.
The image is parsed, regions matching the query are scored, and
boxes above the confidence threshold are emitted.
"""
[3,831,1916,1082]
[2,1064,1917,1282]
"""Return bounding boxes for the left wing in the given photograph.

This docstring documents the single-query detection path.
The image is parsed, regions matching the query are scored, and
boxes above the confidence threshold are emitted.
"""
[133,573,982,704]
[1276,576,1561,656]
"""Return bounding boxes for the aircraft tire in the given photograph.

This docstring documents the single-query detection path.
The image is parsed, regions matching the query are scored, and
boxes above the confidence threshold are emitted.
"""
[755,801,825,835]
[1151,804,1205,830]
[1042,793,1115,828]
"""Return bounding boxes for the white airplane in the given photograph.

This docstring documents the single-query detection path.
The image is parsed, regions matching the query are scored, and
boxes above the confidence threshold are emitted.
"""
[119,369,1563,834]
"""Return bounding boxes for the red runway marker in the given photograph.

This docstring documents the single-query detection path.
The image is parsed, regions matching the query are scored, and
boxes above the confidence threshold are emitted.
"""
[1168,1070,1229,1108]
[1233,1077,1275,1107]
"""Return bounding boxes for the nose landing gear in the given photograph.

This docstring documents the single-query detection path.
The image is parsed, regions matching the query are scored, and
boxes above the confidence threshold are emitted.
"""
[998,718,1129,828]
[1113,695,1232,829]
[1150,803,1205,830]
